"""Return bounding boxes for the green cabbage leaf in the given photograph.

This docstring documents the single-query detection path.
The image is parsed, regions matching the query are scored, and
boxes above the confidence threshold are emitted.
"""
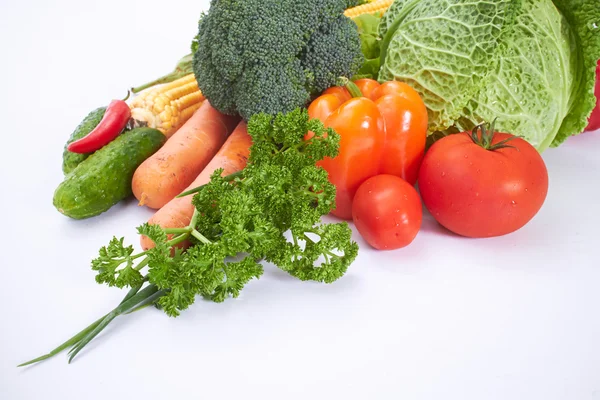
[379,0,600,150]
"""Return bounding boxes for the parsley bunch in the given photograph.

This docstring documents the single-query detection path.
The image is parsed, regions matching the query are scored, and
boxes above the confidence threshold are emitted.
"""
[21,109,358,366]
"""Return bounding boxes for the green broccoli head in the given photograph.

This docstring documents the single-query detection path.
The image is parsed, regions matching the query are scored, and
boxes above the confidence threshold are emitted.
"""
[193,0,364,121]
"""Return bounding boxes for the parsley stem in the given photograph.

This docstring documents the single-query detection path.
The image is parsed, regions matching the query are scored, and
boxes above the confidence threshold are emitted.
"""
[17,315,105,367]
[18,280,147,367]
[190,208,200,227]
[302,190,320,198]
[131,251,148,260]
[134,257,149,271]
[177,171,243,198]
[67,315,118,362]
[165,233,192,247]
[191,229,212,244]
[164,228,191,234]
[67,284,164,363]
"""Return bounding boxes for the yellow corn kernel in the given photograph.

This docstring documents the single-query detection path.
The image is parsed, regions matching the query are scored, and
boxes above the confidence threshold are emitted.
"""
[344,0,393,18]
[129,74,205,138]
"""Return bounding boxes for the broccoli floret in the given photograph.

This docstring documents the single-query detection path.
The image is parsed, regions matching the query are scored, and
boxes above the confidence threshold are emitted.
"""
[193,0,364,121]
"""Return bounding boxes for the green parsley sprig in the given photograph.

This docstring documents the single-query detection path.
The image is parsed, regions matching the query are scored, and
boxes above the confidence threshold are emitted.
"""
[20,109,358,366]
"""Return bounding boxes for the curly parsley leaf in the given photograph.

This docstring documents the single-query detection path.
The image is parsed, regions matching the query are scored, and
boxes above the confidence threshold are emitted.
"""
[91,237,141,288]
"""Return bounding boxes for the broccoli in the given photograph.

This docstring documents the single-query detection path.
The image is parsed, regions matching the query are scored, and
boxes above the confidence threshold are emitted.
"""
[192,0,364,121]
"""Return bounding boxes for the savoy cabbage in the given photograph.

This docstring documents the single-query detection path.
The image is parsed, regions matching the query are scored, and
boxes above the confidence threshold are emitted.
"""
[378,0,600,150]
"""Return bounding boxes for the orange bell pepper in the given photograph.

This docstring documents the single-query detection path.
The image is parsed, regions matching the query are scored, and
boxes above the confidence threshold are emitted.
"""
[308,78,428,220]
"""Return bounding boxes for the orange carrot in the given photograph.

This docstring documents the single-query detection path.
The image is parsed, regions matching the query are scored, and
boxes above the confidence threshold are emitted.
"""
[141,121,252,250]
[132,101,240,209]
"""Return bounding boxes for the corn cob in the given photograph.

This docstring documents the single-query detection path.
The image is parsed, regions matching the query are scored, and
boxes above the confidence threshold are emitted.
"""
[344,0,393,18]
[129,74,205,138]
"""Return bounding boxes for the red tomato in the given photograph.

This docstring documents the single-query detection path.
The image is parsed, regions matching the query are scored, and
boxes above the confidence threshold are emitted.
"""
[352,175,422,250]
[418,129,548,238]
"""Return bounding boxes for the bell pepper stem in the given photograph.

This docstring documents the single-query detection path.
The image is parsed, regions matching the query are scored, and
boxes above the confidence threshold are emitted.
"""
[337,77,363,98]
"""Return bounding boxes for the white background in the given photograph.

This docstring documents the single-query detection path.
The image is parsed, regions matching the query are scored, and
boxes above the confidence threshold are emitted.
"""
[1,1,599,399]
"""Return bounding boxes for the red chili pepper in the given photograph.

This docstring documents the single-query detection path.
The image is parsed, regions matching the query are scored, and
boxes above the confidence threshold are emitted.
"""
[585,60,600,132]
[68,95,132,154]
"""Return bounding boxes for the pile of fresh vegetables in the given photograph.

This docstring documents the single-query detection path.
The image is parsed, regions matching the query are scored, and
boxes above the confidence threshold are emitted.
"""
[22,0,598,365]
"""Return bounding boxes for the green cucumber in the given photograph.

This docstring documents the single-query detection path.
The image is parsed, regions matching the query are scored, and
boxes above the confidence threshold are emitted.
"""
[54,127,165,220]
[62,107,106,174]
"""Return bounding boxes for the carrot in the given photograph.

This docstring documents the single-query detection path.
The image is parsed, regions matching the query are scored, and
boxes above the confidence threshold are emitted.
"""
[141,121,252,250]
[132,101,240,209]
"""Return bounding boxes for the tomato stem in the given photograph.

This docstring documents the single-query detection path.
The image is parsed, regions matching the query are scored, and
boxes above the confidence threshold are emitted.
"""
[470,119,519,151]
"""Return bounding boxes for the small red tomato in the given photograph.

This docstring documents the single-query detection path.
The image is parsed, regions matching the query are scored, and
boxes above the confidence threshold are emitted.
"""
[418,122,549,238]
[352,175,422,250]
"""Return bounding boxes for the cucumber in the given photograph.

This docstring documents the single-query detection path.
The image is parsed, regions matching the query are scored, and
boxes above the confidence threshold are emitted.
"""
[62,107,106,174]
[54,128,165,220]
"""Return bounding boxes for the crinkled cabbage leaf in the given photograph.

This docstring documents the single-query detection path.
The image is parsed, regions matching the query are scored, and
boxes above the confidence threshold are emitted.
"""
[379,0,600,150]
